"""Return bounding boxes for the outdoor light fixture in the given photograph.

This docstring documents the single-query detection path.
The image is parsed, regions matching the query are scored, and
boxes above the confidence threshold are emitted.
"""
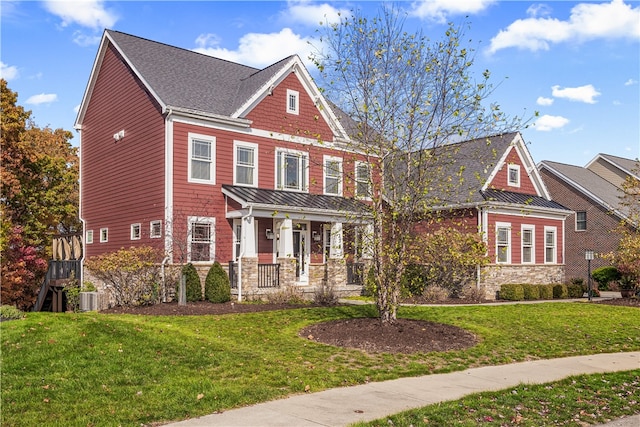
[585,250,595,301]
[265,229,274,240]
[113,129,125,141]
[312,231,321,242]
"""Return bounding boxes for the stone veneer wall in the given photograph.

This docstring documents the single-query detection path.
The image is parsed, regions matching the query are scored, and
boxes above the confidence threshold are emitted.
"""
[481,264,565,300]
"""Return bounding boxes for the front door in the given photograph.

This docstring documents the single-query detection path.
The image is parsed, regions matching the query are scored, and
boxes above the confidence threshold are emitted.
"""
[292,223,308,282]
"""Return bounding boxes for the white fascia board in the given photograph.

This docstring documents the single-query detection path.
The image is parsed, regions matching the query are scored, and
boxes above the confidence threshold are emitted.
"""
[481,135,516,192]
[75,33,110,129]
[513,133,550,199]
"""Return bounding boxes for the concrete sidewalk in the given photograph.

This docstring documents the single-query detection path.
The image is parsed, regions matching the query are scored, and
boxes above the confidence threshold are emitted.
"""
[164,352,640,427]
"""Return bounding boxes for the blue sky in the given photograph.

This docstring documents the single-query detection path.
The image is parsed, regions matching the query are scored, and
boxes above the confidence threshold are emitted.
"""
[2,0,639,166]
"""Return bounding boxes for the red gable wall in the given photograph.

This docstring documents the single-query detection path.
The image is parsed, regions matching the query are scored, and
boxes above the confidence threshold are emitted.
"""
[81,43,166,258]
[488,147,537,195]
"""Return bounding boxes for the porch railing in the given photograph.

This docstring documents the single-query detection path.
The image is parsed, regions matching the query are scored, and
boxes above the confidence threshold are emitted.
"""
[228,262,280,289]
[346,262,365,286]
[33,260,82,312]
[258,264,280,288]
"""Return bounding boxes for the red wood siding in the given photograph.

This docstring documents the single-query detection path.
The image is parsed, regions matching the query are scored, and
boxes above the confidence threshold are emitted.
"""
[486,213,564,265]
[488,147,537,194]
[246,73,334,143]
[81,43,165,259]
[412,209,479,235]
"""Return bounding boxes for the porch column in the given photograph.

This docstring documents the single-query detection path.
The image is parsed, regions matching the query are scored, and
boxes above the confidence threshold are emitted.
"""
[241,216,256,257]
[362,223,374,259]
[279,218,294,258]
[329,222,343,259]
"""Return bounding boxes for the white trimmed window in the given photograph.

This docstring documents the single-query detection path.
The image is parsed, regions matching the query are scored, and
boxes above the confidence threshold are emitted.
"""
[521,225,535,264]
[100,228,108,243]
[130,223,141,240]
[86,230,93,244]
[286,89,299,115]
[496,223,511,264]
[355,161,371,199]
[324,156,342,196]
[188,217,215,262]
[544,226,557,264]
[276,149,308,192]
[234,141,258,187]
[188,133,215,184]
[576,211,587,231]
[150,220,162,238]
[507,164,520,187]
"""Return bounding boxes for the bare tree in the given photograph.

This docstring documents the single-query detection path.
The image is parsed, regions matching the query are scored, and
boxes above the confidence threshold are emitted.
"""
[313,6,523,323]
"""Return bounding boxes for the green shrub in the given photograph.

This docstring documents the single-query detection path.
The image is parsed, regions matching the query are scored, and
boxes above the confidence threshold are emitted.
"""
[591,266,620,291]
[0,305,24,320]
[567,283,584,298]
[422,285,450,302]
[569,277,584,286]
[499,284,524,301]
[204,262,230,303]
[63,274,81,312]
[401,264,429,297]
[539,284,554,300]
[180,263,202,302]
[363,266,377,297]
[553,284,568,299]
[522,284,540,300]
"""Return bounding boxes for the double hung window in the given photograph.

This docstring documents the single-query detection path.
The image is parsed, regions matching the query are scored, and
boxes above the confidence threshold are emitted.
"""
[189,133,215,184]
[507,164,520,187]
[324,156,342,195]
[276,149,308,192]
[355,161,371,199]
[234,142,258,187]
[545,227,557,264]
[496,223,511,264]
[188,217,215,262]
[521,226,534,263]
[576,211,587,231]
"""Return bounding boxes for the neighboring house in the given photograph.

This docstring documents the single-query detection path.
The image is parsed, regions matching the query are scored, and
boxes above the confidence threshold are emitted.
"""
[411,132,572,299]
[75,30,374,299]
[539,154,639,282]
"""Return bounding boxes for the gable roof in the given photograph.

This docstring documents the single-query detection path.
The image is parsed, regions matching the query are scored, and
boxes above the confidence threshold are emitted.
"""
[587,153,640,179]
[539,160,631,221]
[75,30,349,139]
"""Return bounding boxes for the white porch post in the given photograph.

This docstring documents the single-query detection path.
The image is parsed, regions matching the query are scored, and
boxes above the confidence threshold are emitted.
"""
[329,222,343,259]
[362,223,374,259]
[279,218,294,258]
[241,216,256,257]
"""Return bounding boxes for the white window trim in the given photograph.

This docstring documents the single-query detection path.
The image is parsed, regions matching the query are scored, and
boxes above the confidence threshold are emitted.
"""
[130,223,141,240]
[150,220,162,239]
[521,225,535,264]
[275,148,309,192]
[100,228,108,243]
[355,161,372,200]
[323,155,343,196]
[188,132,216,185]
[496,222,511,264]
[507,164,520,187]
[575,211,587,232]
[86,230,93,245]
[187,216,215,263]
[233,141,259,187]
[544,226,557,264]
[286,89,299,115]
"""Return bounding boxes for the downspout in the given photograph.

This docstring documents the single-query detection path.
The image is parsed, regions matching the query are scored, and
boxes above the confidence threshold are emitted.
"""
[237,206,253,302]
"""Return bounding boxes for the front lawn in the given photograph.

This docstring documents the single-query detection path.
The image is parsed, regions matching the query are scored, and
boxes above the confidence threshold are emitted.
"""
[2,303,639,426]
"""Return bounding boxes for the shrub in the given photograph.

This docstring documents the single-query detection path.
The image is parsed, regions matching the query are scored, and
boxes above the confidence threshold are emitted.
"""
[85,246,161,307]
[569,277,584,286]
[265,286,306,305]
[500,284,524,301]
[204,262,230,303]
[522,284,540,300]
[363,266,377,297]
[567,283,584,298]
[459,286,485,302]
[180,263,202,302]
[63,274,80,312]
[591,266,620,291]
[539,284,554,300]
[314,282,339,306]
[0,305,25,320]
[401,264,429,297]
[422,285,450,302]
[553,284,569,299]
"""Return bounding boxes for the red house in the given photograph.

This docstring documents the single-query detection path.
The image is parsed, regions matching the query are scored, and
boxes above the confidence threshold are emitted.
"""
[410,132,572,298]
[76,30,373,300]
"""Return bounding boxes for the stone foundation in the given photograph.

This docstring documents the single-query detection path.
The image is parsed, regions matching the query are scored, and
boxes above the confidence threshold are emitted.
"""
[481,264,565,300]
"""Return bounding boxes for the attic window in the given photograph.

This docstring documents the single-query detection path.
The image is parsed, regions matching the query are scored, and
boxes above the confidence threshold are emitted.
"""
[287,89,299,115]
[507,164,520,187]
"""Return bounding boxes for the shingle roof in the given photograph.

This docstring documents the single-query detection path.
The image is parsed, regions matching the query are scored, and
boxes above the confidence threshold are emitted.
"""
[222,185,369,215]
[539,160,630,218]
[598,154,640,178]
[481,189,568,211]
[106,30,292,117]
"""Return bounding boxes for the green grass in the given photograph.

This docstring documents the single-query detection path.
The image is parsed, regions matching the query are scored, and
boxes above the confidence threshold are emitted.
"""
[352,370,640,426]
[1,303,639,426]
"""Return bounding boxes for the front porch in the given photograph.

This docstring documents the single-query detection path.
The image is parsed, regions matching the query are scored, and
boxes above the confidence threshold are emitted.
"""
[221,185,372,300]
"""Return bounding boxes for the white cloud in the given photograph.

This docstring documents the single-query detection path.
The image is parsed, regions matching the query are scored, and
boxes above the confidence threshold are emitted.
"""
[0,61,19,80]
[534,114,569,131]
[284,0,349,26]
[488,0,640,54]
[193,28,314,69]
[625,78,638,86]
[410,0,496,23]
[43,0,118,29]
[551,84,601,104]
[73,31,102,47]
[536,96,554,106]
[25,93,58,105]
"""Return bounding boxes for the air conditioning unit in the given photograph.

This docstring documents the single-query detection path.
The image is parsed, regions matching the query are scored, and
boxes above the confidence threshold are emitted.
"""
[80,292,99,311]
